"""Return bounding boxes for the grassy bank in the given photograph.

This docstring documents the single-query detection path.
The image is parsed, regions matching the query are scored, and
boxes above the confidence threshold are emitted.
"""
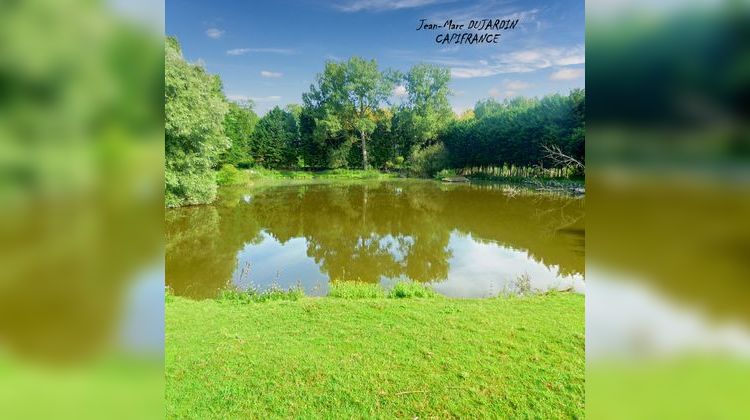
[217,165,584,196]
[166,288,584,418]
[217,166,400,186]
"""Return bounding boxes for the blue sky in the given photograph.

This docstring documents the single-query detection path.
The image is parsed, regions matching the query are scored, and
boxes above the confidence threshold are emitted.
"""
[166,0,584,115]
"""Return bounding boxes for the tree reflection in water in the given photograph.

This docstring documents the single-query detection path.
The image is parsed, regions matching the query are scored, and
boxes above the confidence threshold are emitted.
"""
[166,181,584,298]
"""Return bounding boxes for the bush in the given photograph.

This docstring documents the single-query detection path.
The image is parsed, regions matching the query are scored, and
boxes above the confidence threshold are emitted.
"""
[218,283,305,303]
[165,170,219,207]
[409,143,449,177]
[435,169,457,179]
[216,164,244,186]
[328,282,385,299]
[388,282,439,298]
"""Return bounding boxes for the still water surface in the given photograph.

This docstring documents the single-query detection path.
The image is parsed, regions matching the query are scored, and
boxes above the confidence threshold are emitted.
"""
[166,180,584,298]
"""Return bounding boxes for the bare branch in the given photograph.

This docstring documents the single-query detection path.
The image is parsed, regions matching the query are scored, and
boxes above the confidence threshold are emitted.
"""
[542,144,584,169]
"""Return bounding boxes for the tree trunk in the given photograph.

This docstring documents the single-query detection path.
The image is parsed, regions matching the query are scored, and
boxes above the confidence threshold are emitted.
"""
[360,130,369,170]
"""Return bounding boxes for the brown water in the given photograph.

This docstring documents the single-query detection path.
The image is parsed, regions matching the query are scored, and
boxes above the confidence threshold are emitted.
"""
[166,180,584,299]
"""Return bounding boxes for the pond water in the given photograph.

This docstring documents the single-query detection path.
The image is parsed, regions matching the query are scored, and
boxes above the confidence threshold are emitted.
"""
[166,180,584,299]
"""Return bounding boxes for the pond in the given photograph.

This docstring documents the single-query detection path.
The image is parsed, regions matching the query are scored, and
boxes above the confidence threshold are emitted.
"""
[166,180,584,299]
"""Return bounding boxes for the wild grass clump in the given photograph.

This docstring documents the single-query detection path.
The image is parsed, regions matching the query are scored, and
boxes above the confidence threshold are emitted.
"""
[388,281,439,299]
[501,273,548,296]
[326,281,438,299]
[513,273,533,295]
[328,281,385,299]
[218,283,305,303]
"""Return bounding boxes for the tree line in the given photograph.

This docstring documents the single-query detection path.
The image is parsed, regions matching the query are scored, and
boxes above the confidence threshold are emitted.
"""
[165,36,585,206]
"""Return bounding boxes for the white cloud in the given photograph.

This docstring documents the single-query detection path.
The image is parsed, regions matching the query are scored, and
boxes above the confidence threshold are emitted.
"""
[335,0,447,12]
[227,48,295,56]
[507,46,585,68]
[550,68,584,81]
[227,48,250,56]
[489,88,518,99]
[251,95,282,102]
[194,58,206,67]
[504,80,533,90]
[428,3,539,26]
[512,50,544,63]
[392,85,407,97]
[438,46,460,54]
[260,70,283,78]
[450,68,499,79]
[205,28,225,39]
[434,44,585,79]
[227,94,282,103]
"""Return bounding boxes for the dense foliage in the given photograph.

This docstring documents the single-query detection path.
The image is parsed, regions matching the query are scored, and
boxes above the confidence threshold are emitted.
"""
[394,64,454,157]
[441,90,585,174]
[252,106,299,168]
[301,57,394,169]
[220,101,258,168]
[165,37,229,206]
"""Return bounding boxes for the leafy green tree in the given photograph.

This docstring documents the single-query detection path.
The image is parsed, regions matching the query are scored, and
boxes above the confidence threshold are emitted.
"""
[369,109,396,169]
[298,106,328,169]
[399,64,453,152]
[165,36,229,207]
[303,57,394,169]
[283,104,304,167]
[253,106,298,168]
[441,90,585,171]
[221,101,258,168]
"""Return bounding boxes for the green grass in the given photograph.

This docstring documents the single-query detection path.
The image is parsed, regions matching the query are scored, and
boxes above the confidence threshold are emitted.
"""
[328,281,386,299]
[328,281,440,299]
[166,292,584,418]
[587,358,750,419]
[388,281,440,298]
[217,283,305,303]
[244,168,398,181]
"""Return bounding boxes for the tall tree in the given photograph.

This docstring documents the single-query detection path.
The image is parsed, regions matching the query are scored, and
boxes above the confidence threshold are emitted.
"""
[253,106,298,168]
[165,36,229,207]
[303,57,393,170]
[221,100,258,168]
[393,64,453,156]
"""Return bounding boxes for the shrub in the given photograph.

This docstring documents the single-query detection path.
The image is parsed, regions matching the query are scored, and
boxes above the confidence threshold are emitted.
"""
[435,169,457,179]
[388,282,439,298]
[409,143,449,177]
[216,164,244,185]
[511,273,533,295]
[217,283,305,303]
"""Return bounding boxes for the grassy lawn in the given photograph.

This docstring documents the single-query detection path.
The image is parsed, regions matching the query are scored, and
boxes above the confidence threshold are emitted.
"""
[166,292,584,418]
[587,358,750,419]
